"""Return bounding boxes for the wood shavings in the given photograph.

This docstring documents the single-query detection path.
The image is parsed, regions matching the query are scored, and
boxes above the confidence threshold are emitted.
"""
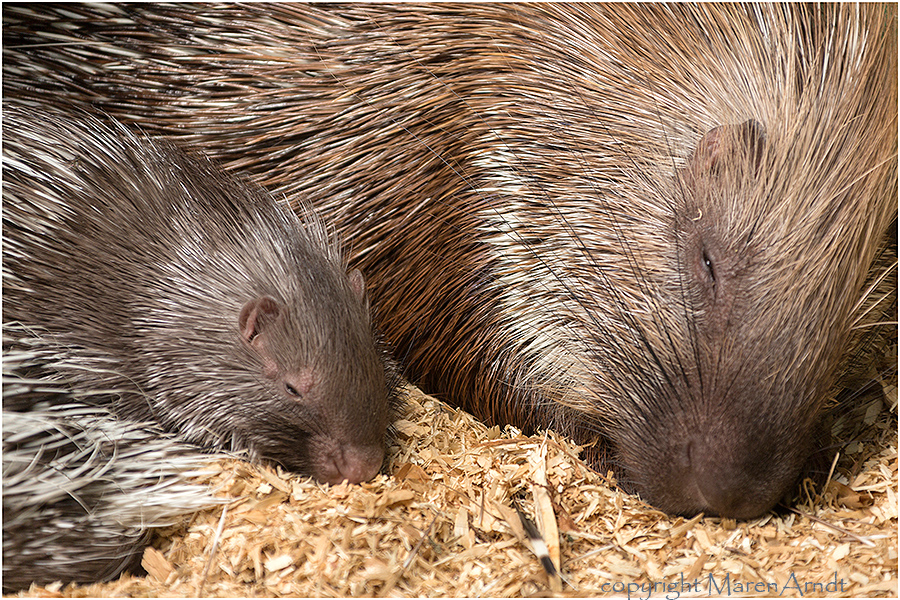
[9,383,897,598]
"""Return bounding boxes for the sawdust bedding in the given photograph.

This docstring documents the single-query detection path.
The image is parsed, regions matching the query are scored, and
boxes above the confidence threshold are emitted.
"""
[9,378,898,598]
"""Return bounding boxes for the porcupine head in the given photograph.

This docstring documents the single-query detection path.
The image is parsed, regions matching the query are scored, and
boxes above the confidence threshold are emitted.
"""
[236,269,389,485]
[613,114,892,519]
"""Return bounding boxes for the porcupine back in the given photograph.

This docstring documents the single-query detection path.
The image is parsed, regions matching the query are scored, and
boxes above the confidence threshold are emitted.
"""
[3,4,896,518]
[2,103,397,488]
[2,325,220,592]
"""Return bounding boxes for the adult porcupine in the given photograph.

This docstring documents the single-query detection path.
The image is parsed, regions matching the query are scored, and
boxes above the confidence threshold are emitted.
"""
[2,103,398,487]
[3,4,897,519]
[3,325,219,591]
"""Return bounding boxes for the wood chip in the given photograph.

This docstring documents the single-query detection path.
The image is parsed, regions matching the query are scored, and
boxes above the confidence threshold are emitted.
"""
[140,547,172,583]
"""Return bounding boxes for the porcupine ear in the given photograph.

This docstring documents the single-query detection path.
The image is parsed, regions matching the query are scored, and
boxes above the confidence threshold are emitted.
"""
[685,119,766,184]
[239,297,282,344]
[240,297,283,377]
[348,268,367,303]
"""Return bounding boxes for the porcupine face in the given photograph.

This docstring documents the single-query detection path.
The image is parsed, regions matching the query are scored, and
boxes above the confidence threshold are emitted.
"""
[2,4,895,517]
[600,121,839,518]
[229,271,397,485]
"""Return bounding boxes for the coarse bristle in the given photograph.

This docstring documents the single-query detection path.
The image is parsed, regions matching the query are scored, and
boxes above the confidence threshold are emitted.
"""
[2,325,221,591]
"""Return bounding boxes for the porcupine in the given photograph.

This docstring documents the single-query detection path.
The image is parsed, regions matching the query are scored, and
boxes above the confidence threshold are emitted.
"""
[2,325,220,591]
[2,102,399,587]
[3,3,897,519]
[3,101,399,482]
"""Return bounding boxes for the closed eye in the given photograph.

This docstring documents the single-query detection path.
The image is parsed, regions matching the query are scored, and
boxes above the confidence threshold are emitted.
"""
[285,383,301,397]
[702,249,715,283]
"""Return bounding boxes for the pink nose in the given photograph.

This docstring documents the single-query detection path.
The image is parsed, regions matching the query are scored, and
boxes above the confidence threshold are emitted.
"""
[318,444,384,485]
